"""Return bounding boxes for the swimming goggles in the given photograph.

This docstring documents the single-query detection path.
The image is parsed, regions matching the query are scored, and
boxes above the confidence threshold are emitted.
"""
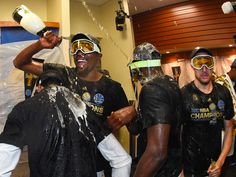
[191,55,214,70]
[70,39,101,55]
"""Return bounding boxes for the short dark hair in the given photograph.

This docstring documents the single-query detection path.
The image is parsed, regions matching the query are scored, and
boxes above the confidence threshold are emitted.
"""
[190,47,213,59]
[36,70,66,87]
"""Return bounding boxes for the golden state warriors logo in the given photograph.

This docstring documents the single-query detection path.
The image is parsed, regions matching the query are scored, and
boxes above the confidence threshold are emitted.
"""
[93,93,104,105]
[217,100,225,111]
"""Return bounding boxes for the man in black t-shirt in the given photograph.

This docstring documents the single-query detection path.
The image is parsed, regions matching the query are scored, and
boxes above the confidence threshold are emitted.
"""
[42,61,132,176]
[129,42,183,177]
[0,70,132,177]
[12,32,134,177]
[182,47,234,177]
[0,81,105,177]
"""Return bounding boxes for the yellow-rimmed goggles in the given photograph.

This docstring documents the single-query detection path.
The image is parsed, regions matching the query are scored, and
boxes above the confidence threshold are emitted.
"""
[70,39,101,55]
[191,55,214,70]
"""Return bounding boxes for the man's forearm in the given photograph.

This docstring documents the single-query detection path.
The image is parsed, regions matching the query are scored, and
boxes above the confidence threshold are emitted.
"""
[133,152,166,177]
[13,41,44,75]
[13,41,43,69]
[217,121,233,167]
[107,105,137,132]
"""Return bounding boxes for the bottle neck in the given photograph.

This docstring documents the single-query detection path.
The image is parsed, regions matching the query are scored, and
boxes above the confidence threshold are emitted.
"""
[37,27,48,37]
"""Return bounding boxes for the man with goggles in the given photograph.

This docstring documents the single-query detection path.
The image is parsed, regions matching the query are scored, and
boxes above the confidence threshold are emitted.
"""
[182,47,234,177]
[128,42,162,86]
[128,42,183,177]
[11,31,135,177]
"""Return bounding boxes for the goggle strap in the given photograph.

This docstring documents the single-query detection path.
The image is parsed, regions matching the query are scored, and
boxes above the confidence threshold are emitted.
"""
[191,55,213,60]
[129,59,161,70]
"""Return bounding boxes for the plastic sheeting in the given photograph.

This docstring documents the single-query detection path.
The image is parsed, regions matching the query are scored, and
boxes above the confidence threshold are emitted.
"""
[0,40,66,132]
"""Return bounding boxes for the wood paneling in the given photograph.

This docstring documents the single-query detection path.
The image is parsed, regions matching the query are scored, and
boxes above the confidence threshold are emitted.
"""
[162,47,236,64]
[132,0,236,53]
[0,21,59,28]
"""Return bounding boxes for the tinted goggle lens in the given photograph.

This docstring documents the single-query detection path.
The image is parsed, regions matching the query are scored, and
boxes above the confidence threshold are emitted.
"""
[191,56,214,70]
[130,67,158,85]
[70,39,100,55]
[130,69,140,82]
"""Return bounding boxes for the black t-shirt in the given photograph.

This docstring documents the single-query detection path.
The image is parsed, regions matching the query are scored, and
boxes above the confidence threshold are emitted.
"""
[0,86,108,177]
[138,75,183,177]
[43,63,129,125]
[43,63,129,172]
[181,81,234,176]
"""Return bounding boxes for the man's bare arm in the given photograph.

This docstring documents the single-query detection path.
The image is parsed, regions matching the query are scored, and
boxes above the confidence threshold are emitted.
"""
[208,119,233,177]
[13,40,44,75]
[133,124,171,177]
[107,106,137,132]
[13,31,62,76]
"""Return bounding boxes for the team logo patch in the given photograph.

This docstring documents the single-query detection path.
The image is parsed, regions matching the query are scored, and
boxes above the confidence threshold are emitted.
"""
[209,103,216,112]
[93,93,104,105]
[217,100,225,111]
[82,92,91,102]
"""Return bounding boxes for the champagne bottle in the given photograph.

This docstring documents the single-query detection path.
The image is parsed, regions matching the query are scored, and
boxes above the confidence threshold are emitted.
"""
[12,5,47,37]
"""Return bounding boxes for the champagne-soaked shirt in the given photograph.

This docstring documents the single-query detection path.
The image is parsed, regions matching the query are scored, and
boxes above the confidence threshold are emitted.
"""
[181,81,234,175]
[43,63,129,172]
[0,86,108,177]
[138,75,183,177]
